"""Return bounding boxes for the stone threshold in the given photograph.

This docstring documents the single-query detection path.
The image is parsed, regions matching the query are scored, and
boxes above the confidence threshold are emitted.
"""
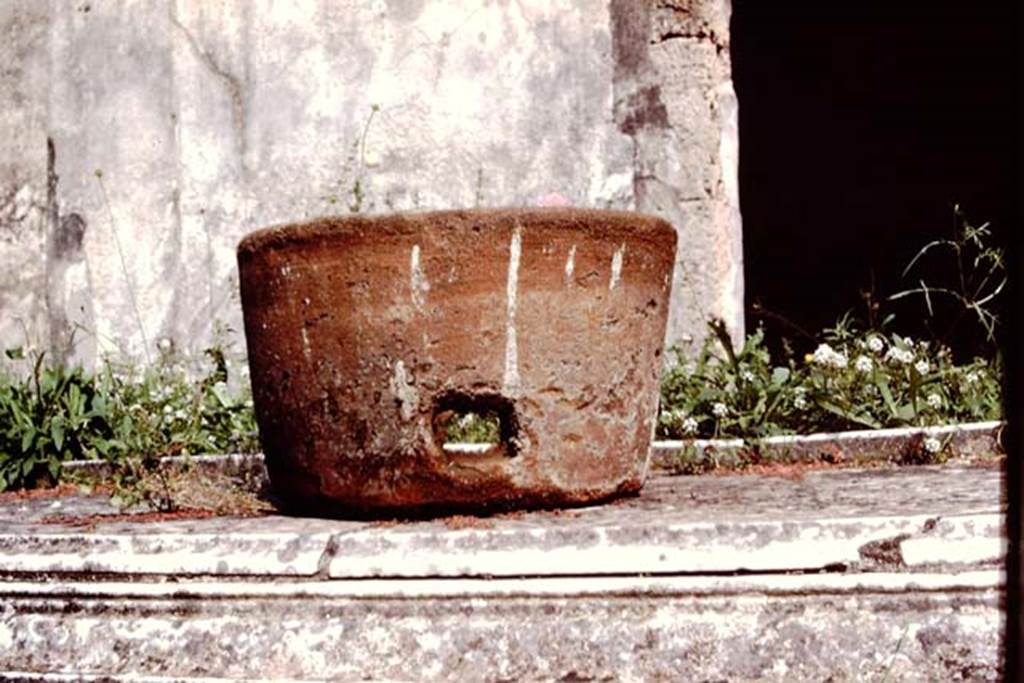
[0,464,1004,680]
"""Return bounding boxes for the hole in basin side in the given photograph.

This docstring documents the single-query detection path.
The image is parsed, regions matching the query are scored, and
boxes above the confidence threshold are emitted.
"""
[432,391,520,459]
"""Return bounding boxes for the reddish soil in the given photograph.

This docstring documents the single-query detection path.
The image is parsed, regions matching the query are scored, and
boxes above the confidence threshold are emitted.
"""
[42,507,267,527]
[0,483,88,502]
[441,514,496,530]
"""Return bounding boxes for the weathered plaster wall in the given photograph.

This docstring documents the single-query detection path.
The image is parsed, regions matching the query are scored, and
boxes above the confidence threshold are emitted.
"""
[0,2,50,362]
[0,0,742,368]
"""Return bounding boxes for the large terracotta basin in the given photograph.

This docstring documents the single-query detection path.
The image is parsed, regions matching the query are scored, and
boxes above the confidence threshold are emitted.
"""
[238,208,676,515]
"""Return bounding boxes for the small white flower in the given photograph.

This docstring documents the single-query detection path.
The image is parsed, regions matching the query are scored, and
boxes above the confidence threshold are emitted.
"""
[712,402,729,418]
[926,393,942,409]
[244,399,253,408]
[965,371,981,385]
[914,360,930,375]
[903,336,915,348]
[163,404,173,414]
[681,416,699,435]
[923,437,941,454]
[793,387,809,410]
[867,336,884,353]
[174,409,187,420]
[740,369,755,383]
[812,343,848,369]
[157,338,173,353]
[854,356,873,374]
[884,347,914,365]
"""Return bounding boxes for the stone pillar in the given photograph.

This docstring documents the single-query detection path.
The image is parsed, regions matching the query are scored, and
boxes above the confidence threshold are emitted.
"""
[611,0,744,353]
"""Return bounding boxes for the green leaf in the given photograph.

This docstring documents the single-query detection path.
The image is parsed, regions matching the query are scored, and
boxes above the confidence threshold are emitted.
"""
[876,379,898,418]
[819,401,881,429]
[212,382,231,408]
[51,417,65,452]
[20,428,35,454]
[770,367,790,387]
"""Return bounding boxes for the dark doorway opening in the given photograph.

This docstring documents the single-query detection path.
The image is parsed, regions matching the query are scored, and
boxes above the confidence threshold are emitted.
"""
[731,1,1015,361]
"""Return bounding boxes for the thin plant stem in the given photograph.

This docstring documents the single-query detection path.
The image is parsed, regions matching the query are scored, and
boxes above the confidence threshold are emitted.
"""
[95,171,152,365]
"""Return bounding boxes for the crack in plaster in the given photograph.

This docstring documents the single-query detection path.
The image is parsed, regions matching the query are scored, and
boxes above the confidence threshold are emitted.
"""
[168,8,247,169]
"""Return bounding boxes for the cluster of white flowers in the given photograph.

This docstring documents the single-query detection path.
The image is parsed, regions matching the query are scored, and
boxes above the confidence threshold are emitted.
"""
[914,359,930,375]
[712,402,729,418]
[884,346,915,365]
[161,404,188,423]
[854,355,873,374]
[926,393,942,409]
[965,370,981,385]
[793,388,809,410]
[866,336,885,353]
[661,409,699,435]
[740,369,756,383]
[812,343,848,369]
[923,436,942,454]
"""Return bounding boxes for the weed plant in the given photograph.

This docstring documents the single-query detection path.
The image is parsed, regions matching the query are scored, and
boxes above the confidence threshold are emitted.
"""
[659,206,1004,454]
[0,336,257,493]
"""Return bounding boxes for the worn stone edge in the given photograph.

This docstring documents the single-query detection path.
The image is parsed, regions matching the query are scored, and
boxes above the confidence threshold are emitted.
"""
[58,420,1004,483]
[0,570,1003,600]
[651,420,1004,470]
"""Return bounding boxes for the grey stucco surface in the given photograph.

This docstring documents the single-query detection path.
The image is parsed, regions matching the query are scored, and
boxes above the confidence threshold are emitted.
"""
[0,0,742,369]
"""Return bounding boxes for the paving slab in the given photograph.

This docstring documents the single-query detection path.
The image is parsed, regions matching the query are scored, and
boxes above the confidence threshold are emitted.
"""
[0,466,1003,579]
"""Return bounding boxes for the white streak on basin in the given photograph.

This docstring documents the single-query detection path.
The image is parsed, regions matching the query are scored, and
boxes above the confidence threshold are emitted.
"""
[300,328,312,363]
[410,245,429,310]
[503,226,522,395]
[609,244,626,290]
[565,245,576,281]
[389,360,418,422]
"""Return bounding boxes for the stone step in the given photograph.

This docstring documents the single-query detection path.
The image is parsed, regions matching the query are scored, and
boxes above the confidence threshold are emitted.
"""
[0,571,1002,681]
[0,465,1005,680]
